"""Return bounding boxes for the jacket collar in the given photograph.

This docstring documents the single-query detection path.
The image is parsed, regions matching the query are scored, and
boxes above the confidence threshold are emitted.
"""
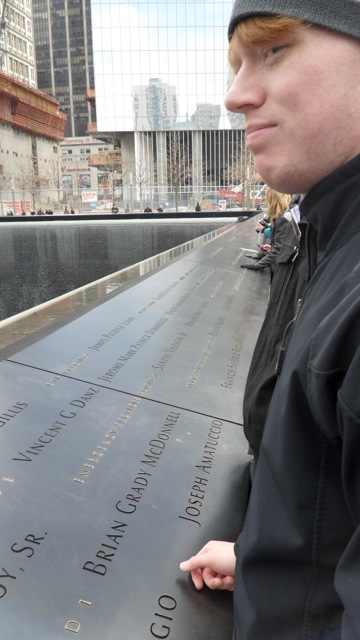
[299,154,360,266]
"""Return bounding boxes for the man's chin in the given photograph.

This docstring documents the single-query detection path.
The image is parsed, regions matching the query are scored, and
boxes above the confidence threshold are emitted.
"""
[254,159,298,194]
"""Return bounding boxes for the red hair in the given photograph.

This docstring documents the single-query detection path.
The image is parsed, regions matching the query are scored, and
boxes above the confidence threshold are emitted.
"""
[228,16,309,66]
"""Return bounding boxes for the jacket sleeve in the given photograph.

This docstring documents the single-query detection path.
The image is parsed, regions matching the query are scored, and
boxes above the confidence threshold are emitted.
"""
[256,214,290,269]
[307,278,360,636]
[336,340,360,636]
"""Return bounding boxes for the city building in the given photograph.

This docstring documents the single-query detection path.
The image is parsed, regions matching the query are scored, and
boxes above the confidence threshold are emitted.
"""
[133,78,178,131]
[0,1,67,215]
[32,0,95,138]
[60,136,119,210]
[87,0,255,211]
[19,0,258,211]
[0,0,36,86]
[0,69,66,214]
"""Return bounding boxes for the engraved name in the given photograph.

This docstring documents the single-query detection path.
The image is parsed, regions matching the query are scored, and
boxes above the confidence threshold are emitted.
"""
[186,337,215,389]
[97,317,168,383]
[184,300,209,327]
[138,282,179,315]
[178,419,223,526]
[0,531,47,598]
[208,277,224,299]
[0,402,28,428]
[150,594,177,639]
[73,376,158,484]
[164,268,213,317]
[87,317,135,352]
[82,411,180,577]
[224,294,235,311]
[46,352,90,387]
[152,332,187,370]
[233,271,245,291]
[221,332,245,389]
[73,396,141,484]
[12,387,99,462]
[208,315,225,337]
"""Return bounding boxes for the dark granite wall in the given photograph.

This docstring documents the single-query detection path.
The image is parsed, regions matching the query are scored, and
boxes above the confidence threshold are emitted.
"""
[0,222,224,320]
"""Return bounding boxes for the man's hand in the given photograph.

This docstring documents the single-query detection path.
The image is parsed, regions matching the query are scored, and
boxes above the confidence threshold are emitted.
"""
[240,263,262,270]
[180,540,236,591]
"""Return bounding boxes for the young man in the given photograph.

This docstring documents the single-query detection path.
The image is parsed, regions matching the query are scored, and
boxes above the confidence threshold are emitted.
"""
[180,2,360,638]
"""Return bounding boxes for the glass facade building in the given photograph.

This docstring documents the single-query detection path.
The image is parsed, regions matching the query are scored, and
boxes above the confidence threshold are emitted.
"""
[91,0,238,132]
[30,0,257,209]
[32,0,95,137]
[89,0,253,210]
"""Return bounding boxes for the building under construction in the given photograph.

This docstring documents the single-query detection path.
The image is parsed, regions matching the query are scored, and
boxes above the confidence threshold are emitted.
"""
[0,69,66,214]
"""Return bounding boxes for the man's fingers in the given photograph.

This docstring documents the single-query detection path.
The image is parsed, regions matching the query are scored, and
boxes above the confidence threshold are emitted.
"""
[190,569,205,590]
[180,557,202,572]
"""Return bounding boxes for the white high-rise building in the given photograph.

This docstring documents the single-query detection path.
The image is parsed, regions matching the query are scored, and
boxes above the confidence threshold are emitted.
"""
[133,78,178,131]
[0,0,36,87]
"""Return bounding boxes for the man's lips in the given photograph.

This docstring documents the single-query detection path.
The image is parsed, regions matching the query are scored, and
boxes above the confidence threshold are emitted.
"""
[245,123,276,144]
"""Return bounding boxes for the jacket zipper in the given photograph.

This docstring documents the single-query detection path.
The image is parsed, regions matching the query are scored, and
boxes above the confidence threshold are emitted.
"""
[275,298,303,376]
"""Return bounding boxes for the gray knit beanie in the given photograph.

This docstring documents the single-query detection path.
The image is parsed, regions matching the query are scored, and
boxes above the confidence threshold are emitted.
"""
[228,0,360,40]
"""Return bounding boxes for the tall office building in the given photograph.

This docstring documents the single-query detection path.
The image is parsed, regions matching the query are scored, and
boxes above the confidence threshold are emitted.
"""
[89,0,252,209]
[32,0,95,137]
[0,0,66,215]
[0,0,36,86]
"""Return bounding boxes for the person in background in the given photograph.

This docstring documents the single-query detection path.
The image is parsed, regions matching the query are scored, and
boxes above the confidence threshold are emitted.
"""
[245,210,271,258]
[237,190,303,467]
[180,2,360,638]
[240,187,291,273]
[144,204,152,212]
[255,212,271,243]
[241,195,303,465]
[157,205,164,212]
[195,202,201,211]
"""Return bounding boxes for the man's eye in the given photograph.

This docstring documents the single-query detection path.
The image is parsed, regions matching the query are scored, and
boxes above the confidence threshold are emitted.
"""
[268,45,284,55]
[262,44,287,62]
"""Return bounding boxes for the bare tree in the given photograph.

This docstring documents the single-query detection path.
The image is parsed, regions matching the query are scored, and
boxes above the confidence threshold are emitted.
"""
[0,174,8,216]
[223,135,259,208]
[163,131,191,211]
[46,153,65,211]
[122,152,156,211]
[15,156,49,210]
[134,155,156,210]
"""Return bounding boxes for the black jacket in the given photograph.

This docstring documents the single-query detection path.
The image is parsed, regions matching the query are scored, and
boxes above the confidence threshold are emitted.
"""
[242,209,305,458]
[234,154,360,639]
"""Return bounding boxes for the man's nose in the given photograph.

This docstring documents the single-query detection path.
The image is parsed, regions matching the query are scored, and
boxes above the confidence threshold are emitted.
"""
[225,68,265,113]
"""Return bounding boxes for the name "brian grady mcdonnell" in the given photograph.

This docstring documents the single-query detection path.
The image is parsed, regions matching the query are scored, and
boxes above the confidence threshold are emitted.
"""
[82,410,180,578]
